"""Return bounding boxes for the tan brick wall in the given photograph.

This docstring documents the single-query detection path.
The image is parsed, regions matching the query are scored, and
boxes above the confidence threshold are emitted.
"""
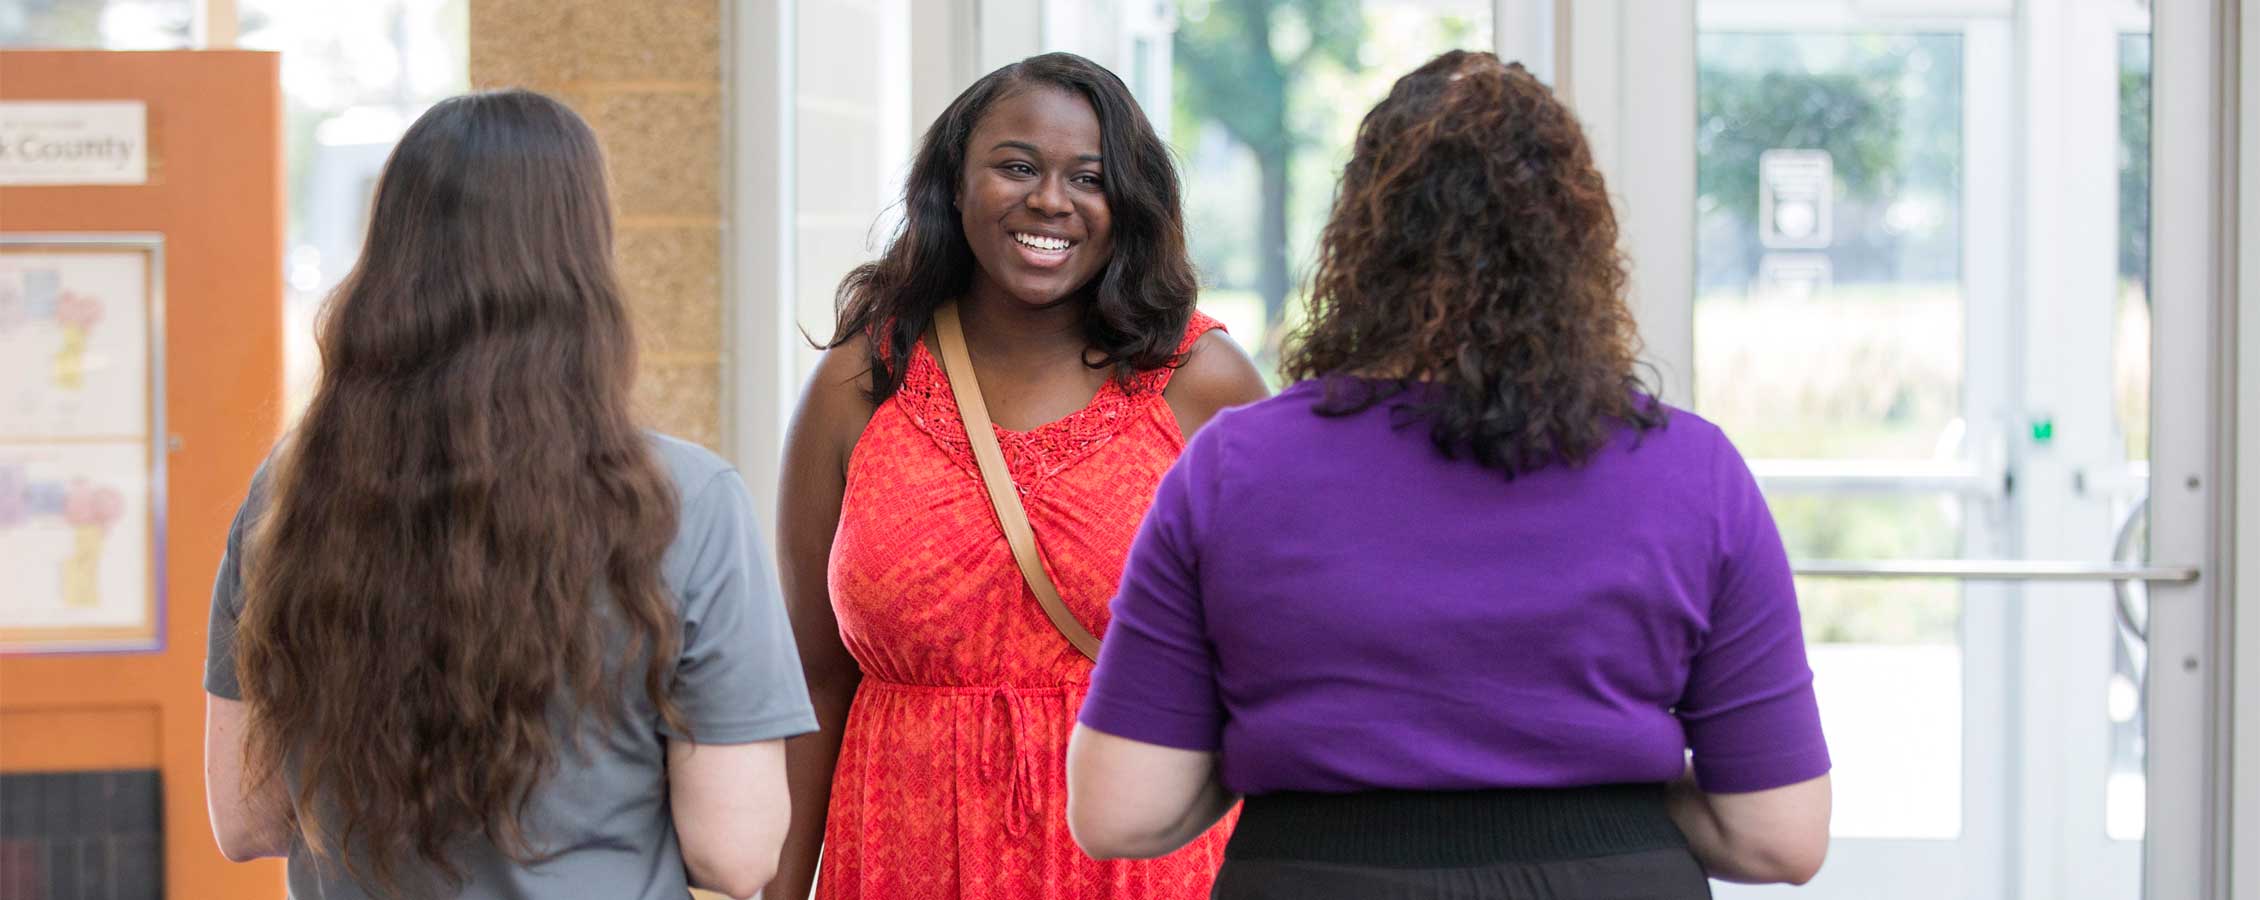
[469,0,727,450]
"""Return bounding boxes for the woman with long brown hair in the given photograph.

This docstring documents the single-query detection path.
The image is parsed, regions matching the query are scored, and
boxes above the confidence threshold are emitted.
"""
[1067,52,1832,898]
[200,90,816,899]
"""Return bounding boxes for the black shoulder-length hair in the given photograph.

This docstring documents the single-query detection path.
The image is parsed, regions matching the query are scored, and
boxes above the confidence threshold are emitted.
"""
[825,52,1197,403]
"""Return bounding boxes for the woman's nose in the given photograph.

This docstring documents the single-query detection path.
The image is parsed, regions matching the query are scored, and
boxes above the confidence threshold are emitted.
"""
[1026,176,1072,216]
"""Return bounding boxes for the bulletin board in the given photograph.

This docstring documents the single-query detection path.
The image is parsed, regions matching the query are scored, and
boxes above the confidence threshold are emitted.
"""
[0,234,166,653]
[0,49,287,899]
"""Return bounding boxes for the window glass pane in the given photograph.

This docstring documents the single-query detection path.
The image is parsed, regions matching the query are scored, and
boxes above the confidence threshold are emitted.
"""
[1780,493,1962,839]
[1,0,192,49]
[1806,623,1961,839]
[2107,27,2152,845]
[1173,0,1491,378]
[1696,33,1964,461]
[2115,33,2150,465]
[1772,493,1961,644]
[237,0,468,415]
[1696,30,1968,844]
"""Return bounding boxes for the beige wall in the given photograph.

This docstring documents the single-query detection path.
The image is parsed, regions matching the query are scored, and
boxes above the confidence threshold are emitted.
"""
[469,0,727,449]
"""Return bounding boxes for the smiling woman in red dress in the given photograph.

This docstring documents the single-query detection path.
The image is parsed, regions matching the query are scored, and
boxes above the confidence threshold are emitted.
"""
[764,53,1270,900]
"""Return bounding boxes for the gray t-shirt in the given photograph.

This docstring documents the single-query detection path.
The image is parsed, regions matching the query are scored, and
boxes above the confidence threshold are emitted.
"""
[204,433,818,900]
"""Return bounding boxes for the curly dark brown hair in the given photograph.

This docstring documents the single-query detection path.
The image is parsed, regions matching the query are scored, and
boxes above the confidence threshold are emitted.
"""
[1281,50,1666,474]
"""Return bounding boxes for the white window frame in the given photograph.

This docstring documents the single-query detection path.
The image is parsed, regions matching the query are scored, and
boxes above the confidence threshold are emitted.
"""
[2235,2,2260,892]
[2146,0,2236,895]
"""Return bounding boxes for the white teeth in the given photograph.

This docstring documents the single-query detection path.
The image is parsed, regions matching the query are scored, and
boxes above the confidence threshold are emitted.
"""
[1013,232,1070,251]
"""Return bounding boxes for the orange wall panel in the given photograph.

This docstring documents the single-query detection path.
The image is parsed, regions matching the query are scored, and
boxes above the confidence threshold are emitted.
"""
[0,707,162,771]
[1,50,287,899]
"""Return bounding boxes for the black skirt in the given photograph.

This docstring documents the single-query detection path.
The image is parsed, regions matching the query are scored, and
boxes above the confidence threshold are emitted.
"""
[1211,784,1712,900]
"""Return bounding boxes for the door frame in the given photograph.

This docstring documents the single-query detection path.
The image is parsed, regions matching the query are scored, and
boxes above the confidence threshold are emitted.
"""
[1557,1,2232,897]
[2144,0,2235,896]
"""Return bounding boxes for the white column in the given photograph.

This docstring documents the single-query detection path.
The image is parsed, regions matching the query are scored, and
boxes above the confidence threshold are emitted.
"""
[729,0,924,522]
[1561,0,1695,408]
[793,0,919,385]
[727,0,796,527]
[912,0,981,132]
[978,0,1045,73]
[1492,0,1561,84]
[1561,2,1622,179]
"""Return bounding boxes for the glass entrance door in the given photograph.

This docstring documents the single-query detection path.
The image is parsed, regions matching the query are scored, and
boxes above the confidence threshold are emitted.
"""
[1578,0,2221,896]
[1696,16,2022,895]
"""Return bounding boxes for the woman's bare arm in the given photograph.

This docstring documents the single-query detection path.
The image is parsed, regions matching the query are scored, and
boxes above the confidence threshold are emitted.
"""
[1163,329,1270,437]
[1665,766,1831,884]
[763,346,875,900]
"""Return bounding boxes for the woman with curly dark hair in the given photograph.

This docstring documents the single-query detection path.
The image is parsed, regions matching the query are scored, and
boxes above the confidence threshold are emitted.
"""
[768,52,1267,900]
[1066,51,1832,898]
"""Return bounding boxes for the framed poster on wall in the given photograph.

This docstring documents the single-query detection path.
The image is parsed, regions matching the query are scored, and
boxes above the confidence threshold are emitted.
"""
[0,234,165,654]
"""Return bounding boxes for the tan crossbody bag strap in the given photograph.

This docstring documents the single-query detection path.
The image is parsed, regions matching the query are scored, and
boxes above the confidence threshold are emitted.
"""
[932,303,1103,662]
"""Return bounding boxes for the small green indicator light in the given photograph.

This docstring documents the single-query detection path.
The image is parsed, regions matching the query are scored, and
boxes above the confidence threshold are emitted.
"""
[2031,419,2055,444]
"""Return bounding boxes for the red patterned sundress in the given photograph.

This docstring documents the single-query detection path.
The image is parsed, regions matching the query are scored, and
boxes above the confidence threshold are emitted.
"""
[818,312,1234,899]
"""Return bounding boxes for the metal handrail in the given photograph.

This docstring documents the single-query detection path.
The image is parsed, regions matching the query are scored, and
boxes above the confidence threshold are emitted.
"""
[1793,559,2199,582]
[1752,459,1992,494]
[1748,459,2153,497]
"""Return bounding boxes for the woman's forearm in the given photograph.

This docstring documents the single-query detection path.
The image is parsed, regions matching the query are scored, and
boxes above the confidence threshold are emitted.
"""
[763,679,858,900]
[1152,777,1239,856]
[1665,768,1828,884]
[1665,773,1746,880]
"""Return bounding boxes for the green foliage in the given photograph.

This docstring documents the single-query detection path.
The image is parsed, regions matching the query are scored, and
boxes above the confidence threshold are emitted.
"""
[2,0,114,46]
[2119,35,2151,289]
[1696,34,1962,223]
[1695,34,1963,291]
[1697,68,1901,225]
[1175,0,1369,359]
[1175,0,1364,156]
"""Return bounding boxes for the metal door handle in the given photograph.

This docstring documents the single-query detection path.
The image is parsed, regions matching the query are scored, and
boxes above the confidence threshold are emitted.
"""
[1792,560,2200,582]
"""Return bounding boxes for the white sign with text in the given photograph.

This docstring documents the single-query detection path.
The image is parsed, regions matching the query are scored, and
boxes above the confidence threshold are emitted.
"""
[0,101,149,186]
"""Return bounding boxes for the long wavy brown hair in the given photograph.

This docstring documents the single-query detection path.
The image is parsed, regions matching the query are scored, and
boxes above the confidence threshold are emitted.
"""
[1282,51,1666,473]
[235,90,685,894]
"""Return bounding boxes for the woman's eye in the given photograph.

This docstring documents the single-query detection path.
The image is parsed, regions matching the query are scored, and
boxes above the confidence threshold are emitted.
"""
[1003,163,1036,177]
[1074,174,1102,187]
